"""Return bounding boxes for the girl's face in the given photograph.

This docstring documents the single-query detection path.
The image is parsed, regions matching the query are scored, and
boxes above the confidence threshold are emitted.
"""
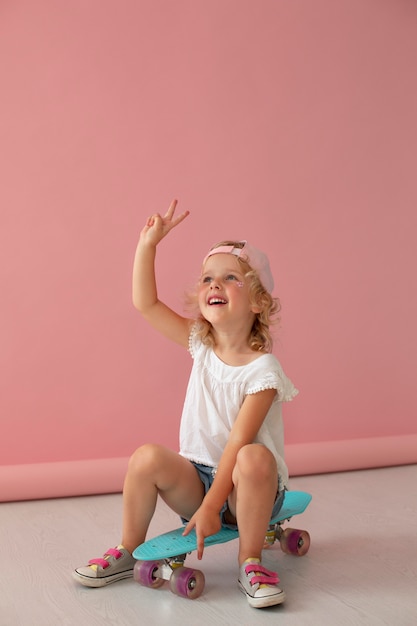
[198,254,257,325]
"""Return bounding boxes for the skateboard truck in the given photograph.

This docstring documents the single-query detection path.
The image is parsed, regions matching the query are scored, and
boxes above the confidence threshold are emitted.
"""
[265,522,311,556]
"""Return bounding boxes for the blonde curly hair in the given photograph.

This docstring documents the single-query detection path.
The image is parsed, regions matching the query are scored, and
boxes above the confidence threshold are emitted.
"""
[185,241,281,353]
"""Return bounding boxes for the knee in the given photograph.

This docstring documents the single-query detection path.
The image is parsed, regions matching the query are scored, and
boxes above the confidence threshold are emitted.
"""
[127,443,164,475]
[235,444,277,483]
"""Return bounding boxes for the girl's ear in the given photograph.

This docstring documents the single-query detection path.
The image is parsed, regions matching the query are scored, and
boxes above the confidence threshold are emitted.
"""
[250,302,262,314]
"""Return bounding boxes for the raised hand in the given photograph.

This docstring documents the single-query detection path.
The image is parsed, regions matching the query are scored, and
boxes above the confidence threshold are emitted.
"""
[140,199,190,247]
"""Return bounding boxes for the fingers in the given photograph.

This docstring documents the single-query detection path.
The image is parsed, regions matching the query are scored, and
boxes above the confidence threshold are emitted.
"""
[197,534,204,560]
[164,199,190,227]
[172,209,190,227]
[147,203,172,227]
[182,520,193,537]
[146,213,160,227]
[182,520,204,559]
[147,200,189,229]
[164,198,178,219]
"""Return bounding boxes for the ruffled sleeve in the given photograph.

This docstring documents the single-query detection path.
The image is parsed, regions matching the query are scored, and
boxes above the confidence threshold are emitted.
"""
[188,322,202,359]
[246,360,299,402]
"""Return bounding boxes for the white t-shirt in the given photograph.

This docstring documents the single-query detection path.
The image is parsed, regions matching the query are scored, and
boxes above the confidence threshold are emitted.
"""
[179,326,298,489]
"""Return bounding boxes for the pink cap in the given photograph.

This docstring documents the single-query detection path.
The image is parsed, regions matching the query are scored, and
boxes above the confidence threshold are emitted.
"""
[203,240,274,293]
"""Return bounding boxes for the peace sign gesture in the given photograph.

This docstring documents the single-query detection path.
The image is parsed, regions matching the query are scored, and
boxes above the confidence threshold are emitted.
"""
[141,199,190,247]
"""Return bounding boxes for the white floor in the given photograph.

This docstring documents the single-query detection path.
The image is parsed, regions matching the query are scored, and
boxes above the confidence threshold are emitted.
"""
[1,464,416,626]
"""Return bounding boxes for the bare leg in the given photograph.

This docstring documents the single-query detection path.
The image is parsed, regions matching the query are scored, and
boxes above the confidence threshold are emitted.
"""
[228,444,278,565]
[121,444,205,553]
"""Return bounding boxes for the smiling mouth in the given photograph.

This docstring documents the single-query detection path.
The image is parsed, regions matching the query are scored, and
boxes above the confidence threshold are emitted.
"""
[208,296,228,305]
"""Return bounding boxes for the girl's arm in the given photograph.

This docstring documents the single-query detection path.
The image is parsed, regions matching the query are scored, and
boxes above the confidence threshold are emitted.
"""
[132,200,192,348]
[183,388,277,558]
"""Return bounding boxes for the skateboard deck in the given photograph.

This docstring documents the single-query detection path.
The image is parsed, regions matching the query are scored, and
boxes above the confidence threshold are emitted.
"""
[134,490,311,561]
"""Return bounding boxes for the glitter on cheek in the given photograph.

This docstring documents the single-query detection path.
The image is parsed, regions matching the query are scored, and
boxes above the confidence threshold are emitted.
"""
[236,281,244,288]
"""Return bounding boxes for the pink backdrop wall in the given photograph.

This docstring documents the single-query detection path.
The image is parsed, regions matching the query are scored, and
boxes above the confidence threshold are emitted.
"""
[1,0,416,501]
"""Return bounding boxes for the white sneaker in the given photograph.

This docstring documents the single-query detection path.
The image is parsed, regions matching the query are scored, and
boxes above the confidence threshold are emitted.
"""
[238,558,286,608]
[73,546,136,588]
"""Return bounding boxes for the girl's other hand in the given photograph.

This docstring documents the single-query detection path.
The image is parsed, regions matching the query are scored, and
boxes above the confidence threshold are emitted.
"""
[182,505,222,560]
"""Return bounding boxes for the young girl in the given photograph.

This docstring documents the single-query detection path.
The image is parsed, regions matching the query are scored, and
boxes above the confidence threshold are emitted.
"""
[73,200,298,609]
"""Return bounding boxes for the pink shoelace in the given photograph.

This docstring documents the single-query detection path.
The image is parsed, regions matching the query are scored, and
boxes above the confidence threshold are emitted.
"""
[244,563,280,586]
[88,547,123,570]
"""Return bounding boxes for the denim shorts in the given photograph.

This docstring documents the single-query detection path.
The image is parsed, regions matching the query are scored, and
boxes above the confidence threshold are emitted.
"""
[181,462,286,530]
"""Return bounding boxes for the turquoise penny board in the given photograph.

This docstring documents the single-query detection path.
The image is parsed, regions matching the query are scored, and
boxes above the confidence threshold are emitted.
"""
[134,490,311,561]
